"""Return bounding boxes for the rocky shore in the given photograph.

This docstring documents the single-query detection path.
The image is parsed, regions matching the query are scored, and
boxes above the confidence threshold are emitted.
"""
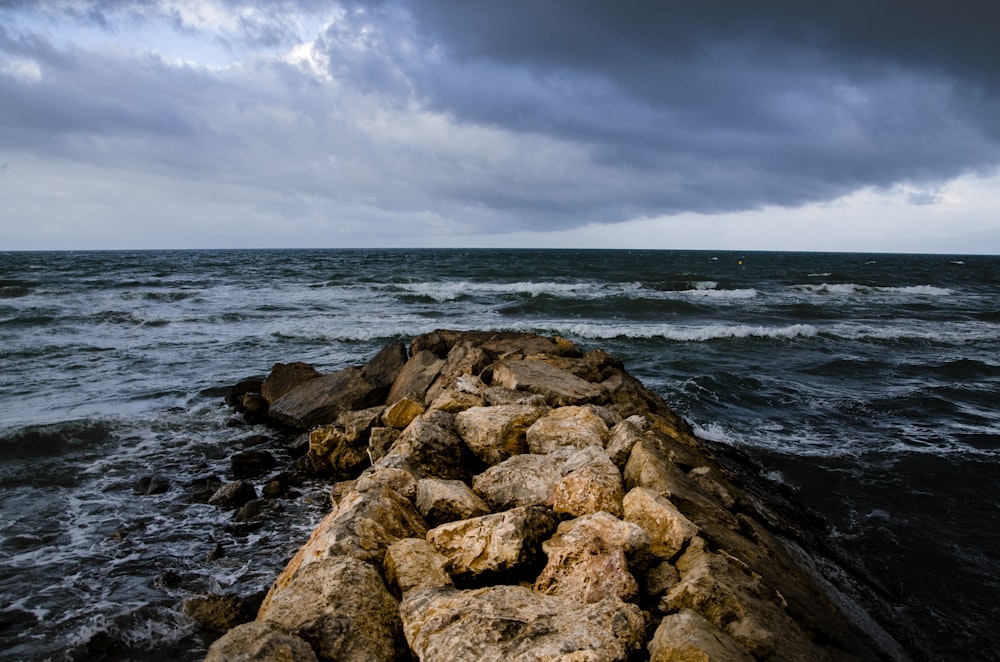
[198,330,920,661]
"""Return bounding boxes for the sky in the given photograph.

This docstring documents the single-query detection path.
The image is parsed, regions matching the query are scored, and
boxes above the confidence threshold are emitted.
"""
[1,1,999,253]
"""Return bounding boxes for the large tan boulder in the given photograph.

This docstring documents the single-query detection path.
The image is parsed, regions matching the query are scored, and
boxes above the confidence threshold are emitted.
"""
[491,358,607,406]
[426,505,559,579]
[259,483,427,614]
[533,511,648,604]
[472,445,612,512]
[549,449,625,518]
[648,608,753,662]
[383,538,454,596]
[415,478,490,527]
[262,555,404,662]
[525,405,610,454]
[454,404,549,465]
[623,487,699,561]
[400,584,647,662]
[425,342,492,404]
[204,621,318,662]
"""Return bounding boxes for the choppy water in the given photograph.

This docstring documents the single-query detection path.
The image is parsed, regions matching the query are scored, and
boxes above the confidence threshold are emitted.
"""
[1,249,998,660]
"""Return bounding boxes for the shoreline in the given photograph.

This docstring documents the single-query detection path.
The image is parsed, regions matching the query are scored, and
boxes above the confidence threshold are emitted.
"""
[197,329,928,660]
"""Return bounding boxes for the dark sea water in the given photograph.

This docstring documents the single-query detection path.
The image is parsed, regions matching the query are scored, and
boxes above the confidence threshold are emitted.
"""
[1,248,998,660]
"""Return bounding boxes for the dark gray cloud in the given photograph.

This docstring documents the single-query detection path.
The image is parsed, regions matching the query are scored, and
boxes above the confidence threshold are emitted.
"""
[378,0,1000,219]
[2,0,1000,247]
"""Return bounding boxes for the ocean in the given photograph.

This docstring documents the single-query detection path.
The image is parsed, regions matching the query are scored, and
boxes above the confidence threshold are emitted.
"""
[1,248,998,660]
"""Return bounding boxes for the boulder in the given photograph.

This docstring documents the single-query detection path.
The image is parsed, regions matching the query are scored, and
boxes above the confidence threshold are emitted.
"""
[207,480,257,510]
[356,466,419,501]
[525,405,610,454]
[491,358,607,406]
[400,584,647,662]
[262,555,404,662]
[378,417,470,481]
[482,385,549,406]
[606,415,648,468]
[386,350,444,405]
[424,342,492,404]
[183,592,258,632]
[549,457,625,518]
[307,420,372,479]
[260,361,321,404]
[533,511,648,604]
[204,621,318,662]
[415,478,490,527]
[361,341,408,391]
[426,505,559,580]
[472,445,612,512]
[383,538,454,596]
[230,449,277,479]
[623,487,699,561]
[648,608,754,662]
[382,397,424,429]
[663,536,811,660]
[268,367,382,430]
[454,405,549,465]
[259,483,427,613]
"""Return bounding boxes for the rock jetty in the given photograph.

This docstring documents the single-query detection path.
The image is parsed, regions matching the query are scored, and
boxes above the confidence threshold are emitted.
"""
[207,330,917,661]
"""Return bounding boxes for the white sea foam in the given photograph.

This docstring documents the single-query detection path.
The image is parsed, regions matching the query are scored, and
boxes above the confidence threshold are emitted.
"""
[880,285,953,296]
[531,322,818,342]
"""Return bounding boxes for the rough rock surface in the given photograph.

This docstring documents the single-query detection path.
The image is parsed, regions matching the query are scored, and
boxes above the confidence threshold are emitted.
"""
[400,585,647,662]
[206,330,924,662]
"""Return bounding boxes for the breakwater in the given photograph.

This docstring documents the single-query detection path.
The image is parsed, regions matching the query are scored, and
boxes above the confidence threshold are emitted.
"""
[198,330,924,661]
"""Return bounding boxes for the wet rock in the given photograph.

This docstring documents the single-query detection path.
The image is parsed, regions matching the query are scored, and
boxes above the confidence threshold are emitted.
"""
[400,584,647,662]
[230,449,277,479]
[261,555,404,662]
[533,511,648,604]
[415,478,490,527]
[134,475,170,495]
[183,593,256,632]
[187,474,224,503]
[204,620,318,662]
[225,378,263,409]
[454,404,549,465]
[492,358,607,407]
[207,479,257,509]
[233,498,282,522]
[426,505,559,580]
[260,361,321,404]
[268,367,383,430]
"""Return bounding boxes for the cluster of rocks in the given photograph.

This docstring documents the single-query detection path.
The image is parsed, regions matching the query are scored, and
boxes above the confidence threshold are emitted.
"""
[203,330,913,661]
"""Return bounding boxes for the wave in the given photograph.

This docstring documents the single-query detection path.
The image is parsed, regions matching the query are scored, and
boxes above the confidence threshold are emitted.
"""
[384,279,757,303]
[794,283,953,297]
[514,322,818,342]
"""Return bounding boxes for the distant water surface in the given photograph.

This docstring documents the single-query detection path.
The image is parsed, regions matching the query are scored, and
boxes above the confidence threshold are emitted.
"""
[1,249,998,660]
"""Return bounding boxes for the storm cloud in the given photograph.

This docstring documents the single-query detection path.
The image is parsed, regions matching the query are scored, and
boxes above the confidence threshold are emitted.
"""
[1,1,999,249]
